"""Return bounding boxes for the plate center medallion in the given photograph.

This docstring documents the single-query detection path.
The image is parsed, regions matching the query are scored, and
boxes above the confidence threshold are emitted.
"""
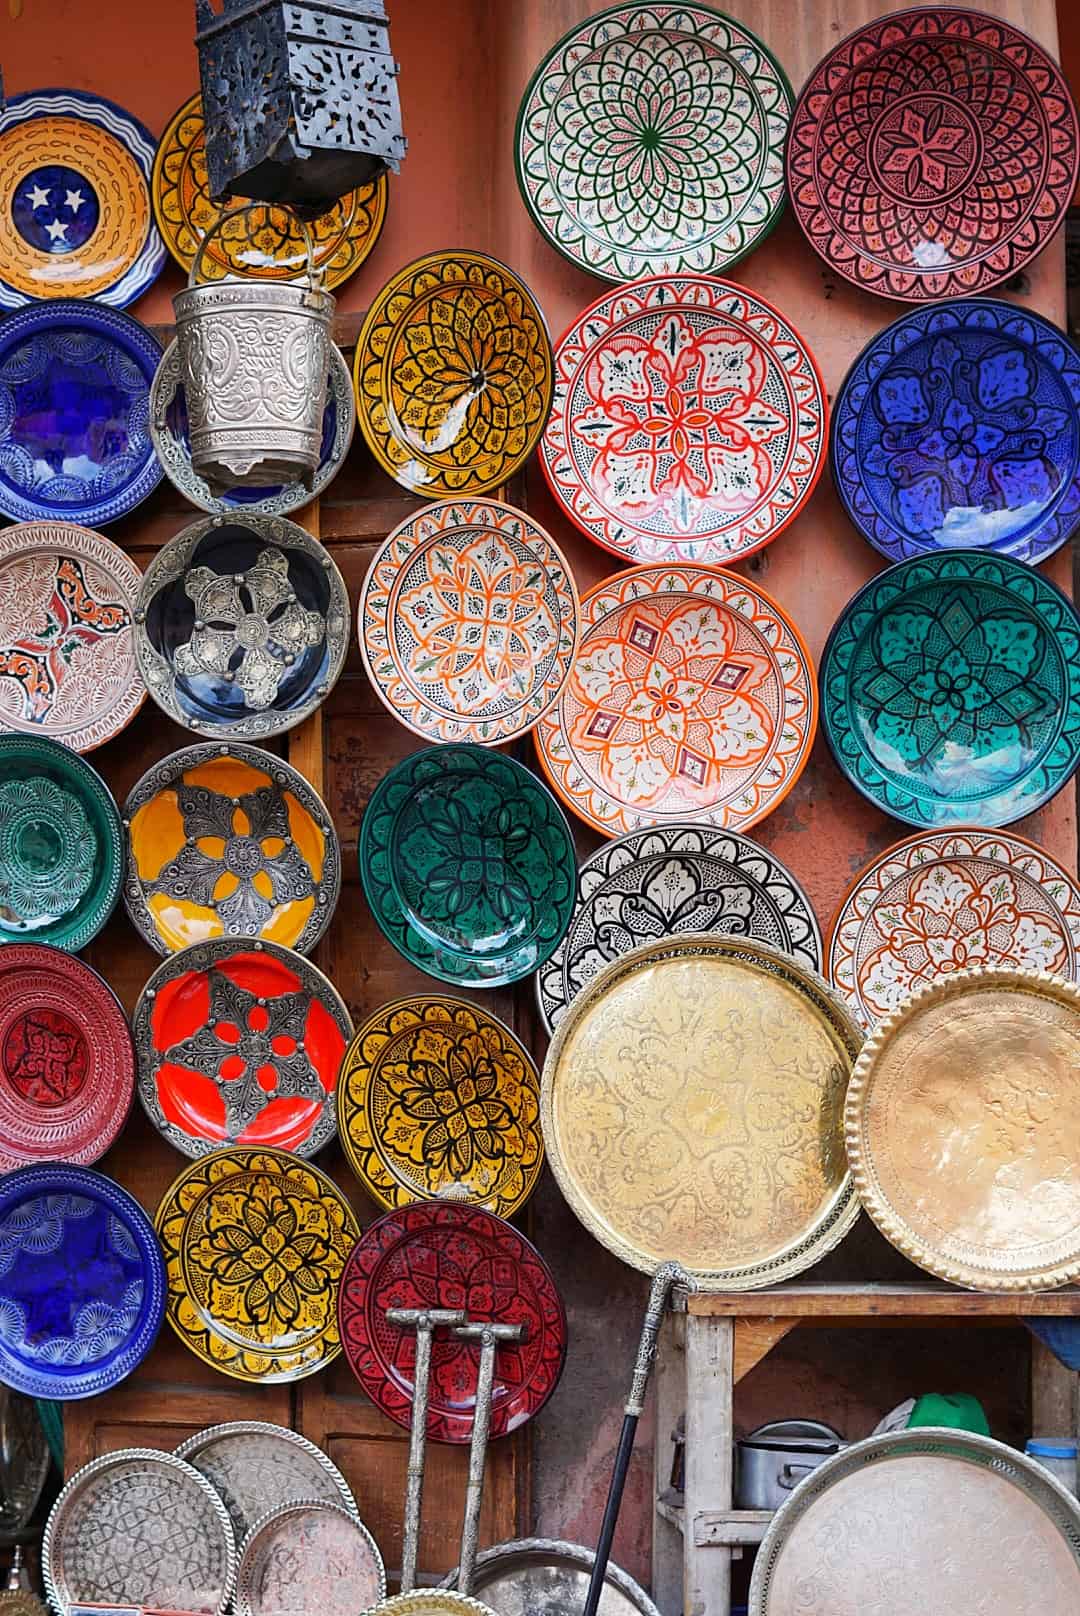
[868,94,982,209]
[12,165,100,253]
[2,1009,88,1106]
[0,778,96,929]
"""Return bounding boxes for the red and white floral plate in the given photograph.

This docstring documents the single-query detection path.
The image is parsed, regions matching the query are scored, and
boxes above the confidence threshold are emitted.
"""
[358,498,579,745]
[534,563,816,837]
[539,275,827,567]
[827,827,1080,1028]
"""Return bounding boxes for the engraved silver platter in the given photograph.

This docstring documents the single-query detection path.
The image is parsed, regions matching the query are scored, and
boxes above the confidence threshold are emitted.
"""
[749,1428,1080,1615]
[43,1447,235,1615]
[441,1538,661,1616]
[176,1421,356,1550]
[133,512,349,740]
[150,341,355,517]
[536,824,822,1033]
[0,1388,51,1533]
[235,1499,385,1616]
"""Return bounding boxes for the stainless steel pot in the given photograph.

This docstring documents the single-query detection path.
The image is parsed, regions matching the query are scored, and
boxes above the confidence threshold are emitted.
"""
[735,1420,845,1511]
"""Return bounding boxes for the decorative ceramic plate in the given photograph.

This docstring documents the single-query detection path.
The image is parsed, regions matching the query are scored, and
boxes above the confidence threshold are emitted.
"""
[155,1146,360,1382]
[338,1201,567,1444]
[828,827,1080,1029]
[175,1422,356,1550]
[133,938,352,1159]
[0,734,123,951]
[0,521,144,751]
[515,5,792,283]
[359,745,576,988]
[846,967,1080,1291]
[153,91,387,289]
[353,251,553,499]
[535,564,817,838]
[749,1429,1080,1614]
[537,825,822,1033]
[0,945,134,1170]
[0,1163,165,1399]
[358,498,579,745]
[43,1448,235,1615]
[786,8,1080,303]
[820,550,1080,829]
[134,513,350,740]
[541,935,862,1288]
[441,1539,661,1616]
[151,340,356,518]
[0,300,163,527]
[832,301,1080,565]
[235,1500,385,1616]
[124,743,340,957]
[540,275,827,567]
[0,89,164,309]
[337,996,543,1217]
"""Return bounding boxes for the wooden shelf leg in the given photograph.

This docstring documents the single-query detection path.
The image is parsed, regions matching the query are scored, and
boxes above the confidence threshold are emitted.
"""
[1031,1336,1079,1439]
[684,1315,734,1616]
[652,1310,686,1616]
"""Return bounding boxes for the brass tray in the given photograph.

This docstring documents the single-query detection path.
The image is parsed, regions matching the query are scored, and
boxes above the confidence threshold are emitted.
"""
[441,1538,660,1616]
[845,967,1080,1291]
[541,935,862,1289]
[365,1597,496,1616]
[749,1428,1080,1614]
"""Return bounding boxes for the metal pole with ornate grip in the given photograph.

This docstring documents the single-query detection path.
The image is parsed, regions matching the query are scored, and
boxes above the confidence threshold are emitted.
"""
[386,1306,466,1592]
[454,1321,526,1595]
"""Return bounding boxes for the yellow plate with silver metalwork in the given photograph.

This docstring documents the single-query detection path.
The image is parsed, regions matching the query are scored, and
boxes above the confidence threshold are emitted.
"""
[845,967,1080,1292]
[338,996,543,1218]
[364,1596,498,1616]
[541,934,863,1289]
[353,250,553,498]
[155,1146,360,1383]
[152,92,387,289]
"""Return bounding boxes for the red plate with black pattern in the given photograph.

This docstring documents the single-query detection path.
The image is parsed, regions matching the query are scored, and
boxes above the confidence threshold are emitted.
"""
[0,943,134,1169]
[337,1201,567,1444]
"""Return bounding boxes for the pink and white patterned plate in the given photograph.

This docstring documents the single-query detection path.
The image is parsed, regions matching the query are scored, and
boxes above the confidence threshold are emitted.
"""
[539,275,827,566]
[827,827,1080,1028]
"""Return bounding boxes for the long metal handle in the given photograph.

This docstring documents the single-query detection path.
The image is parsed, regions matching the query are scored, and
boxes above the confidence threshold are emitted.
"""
[387,1307,465,1593]
[454,1322,525,1596]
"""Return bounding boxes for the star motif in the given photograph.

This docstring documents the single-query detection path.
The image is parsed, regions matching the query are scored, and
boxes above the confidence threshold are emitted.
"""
[64,188,86,214]
[25,183,50,210]
[44,217,69,243]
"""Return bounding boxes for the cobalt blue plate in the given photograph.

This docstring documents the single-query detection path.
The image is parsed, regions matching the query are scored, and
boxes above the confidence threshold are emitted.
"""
[831,300,1080,566]
[0,299,163,527]
[0,1163,165,1399]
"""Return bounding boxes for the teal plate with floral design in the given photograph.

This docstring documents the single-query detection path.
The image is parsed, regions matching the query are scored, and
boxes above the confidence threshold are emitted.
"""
[359,745,577,988]
[820,551,1080,829]
[0,734,123,950]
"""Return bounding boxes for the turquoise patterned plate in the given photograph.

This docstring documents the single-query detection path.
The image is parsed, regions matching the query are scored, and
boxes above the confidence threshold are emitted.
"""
[820,551,1080,828]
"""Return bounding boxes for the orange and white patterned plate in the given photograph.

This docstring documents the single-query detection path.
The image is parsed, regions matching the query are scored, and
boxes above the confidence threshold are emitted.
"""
[358,498,579,745]
[828,827,1080,1029]
[534,563,816,836]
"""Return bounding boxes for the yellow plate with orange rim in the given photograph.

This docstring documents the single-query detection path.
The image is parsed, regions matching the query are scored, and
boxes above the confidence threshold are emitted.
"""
[122,743,340,956]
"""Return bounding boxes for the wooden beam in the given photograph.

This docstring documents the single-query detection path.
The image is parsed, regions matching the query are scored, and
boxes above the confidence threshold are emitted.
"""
[685,1286,1080,1319]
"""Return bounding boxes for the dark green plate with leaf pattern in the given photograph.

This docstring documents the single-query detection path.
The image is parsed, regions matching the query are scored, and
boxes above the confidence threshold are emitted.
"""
[820,551,1080,829]
[0,734,124,949]
[359,745,577,988]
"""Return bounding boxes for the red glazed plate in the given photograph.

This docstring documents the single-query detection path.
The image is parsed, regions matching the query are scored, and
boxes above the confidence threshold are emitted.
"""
[337,1201,567,1444]
[0,944,133,1169]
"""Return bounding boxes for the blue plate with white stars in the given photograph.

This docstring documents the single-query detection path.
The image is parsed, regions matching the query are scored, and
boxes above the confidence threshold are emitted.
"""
[831,300,1080,567]
[0,89,165,310]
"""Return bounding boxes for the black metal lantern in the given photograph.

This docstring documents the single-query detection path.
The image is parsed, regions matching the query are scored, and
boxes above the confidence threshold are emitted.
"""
[195,0,406,218]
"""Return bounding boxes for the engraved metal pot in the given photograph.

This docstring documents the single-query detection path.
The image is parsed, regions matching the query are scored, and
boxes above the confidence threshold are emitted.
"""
[173,206,335,493]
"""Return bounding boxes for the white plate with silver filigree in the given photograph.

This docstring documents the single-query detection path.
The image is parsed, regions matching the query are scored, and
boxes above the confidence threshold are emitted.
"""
[176,1422,356,1551]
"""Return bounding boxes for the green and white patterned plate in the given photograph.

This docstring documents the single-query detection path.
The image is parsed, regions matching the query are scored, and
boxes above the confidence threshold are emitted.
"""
[514,3,792,282]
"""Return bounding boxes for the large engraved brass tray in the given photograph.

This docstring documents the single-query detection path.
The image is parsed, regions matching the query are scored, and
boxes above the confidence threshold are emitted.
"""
[845,967,1080,1291]
[749,1428,1080,1615]
[540,934,863,1289]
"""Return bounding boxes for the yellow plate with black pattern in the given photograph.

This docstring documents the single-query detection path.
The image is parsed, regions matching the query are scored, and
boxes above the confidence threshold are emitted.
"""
[337,996,543,1218]
[155,1147,360,1383]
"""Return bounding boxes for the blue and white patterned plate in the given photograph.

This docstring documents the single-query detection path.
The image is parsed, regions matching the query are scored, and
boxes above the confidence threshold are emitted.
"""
[831,300,1080,566]
[0,1163,165,1399]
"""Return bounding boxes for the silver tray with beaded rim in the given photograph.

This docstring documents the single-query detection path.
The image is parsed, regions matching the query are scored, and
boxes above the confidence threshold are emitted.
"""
[43,1447,236,1616]
[235,1499,385,1616]
[441,1538,661,1616]
[176,1421,356,1551]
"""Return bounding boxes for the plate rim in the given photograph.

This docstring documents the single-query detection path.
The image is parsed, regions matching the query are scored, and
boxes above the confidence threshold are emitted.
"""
[175,1419,357,1524]
[235,1497,386,1616]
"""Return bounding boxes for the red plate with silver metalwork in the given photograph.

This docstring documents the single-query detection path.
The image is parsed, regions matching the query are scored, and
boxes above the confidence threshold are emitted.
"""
[337,1201,567,1444]
[0,944,134,1169]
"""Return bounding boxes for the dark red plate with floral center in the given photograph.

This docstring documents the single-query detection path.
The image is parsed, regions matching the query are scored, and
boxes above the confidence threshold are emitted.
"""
[337,1201,567,1444]
[132,938,352,1159]
[0,943,133,1170]
[787,8,1080,302]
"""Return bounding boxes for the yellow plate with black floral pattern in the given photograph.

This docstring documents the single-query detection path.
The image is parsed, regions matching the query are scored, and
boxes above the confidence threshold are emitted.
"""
[155,1147,360,1383]
[152,92,387,288]
[353,250,553,498]
[337,997,543,1218]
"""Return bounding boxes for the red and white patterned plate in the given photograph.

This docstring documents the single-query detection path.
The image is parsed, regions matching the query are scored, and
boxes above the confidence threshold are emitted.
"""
[539,275,827,567]
[534,563,816,837]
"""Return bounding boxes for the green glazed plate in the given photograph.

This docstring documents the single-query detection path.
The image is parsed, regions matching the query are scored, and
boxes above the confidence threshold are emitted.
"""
[820,551,1080,829]
[359,745,577,987]
[0,734,124,949]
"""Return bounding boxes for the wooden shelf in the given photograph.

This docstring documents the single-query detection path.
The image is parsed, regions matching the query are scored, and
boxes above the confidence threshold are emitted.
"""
[656,1501,772,1547]
[681,1284,1080,1319]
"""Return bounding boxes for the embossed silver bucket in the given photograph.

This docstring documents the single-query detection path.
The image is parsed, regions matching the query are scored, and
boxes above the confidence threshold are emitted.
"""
[173,207,335,493]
